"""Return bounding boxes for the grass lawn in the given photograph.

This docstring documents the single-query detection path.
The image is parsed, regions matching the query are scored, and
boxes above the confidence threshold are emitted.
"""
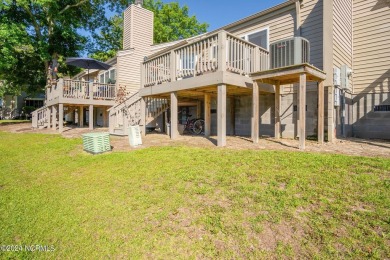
[0,120,30,125]
[0,132,389,259]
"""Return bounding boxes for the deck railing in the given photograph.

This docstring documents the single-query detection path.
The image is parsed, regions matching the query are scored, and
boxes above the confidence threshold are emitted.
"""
[92,82,116,100]
[47,79,116,101]
[143,52,171,87]
[63,80,90,99]
[31,106,47,128]
[141,30,269,88]
[109,91,169,134]
[176,33,219,79]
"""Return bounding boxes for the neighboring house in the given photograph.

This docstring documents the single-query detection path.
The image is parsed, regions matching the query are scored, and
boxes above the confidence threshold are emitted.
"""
[1,92,44,119]
[31,56,117,131]
[109,0,390,148]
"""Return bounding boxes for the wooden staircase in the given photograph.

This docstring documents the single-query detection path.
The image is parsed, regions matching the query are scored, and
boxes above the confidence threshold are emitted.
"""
[109,91,169,136]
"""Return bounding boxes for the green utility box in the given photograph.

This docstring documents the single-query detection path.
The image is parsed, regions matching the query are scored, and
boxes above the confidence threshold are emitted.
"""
[82,132,111,154]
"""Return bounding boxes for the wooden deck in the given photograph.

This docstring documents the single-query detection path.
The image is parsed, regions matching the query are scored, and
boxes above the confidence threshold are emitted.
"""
[32,79,116,132]
[251,63,327,150]
[46,79,115,107]
[139,30,270,98]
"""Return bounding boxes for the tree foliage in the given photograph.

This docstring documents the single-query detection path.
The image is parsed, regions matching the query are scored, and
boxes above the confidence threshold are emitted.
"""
[0,0,208,94]
[91,0,208,60]
[0,0,111,94]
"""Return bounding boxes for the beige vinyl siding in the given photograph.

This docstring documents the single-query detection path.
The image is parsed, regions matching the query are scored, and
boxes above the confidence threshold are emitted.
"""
[123,6,132,50]
[226,5,296,46]
[225,4,297,94]
[120,4,154,95]
[300,0,323,70]
[353,0,390,93]
[333,0,353,70]
[117,51,145,95]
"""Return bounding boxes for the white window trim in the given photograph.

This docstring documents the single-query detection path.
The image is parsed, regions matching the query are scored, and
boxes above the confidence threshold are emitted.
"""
[241,27,270,50]
[98,68,116,84]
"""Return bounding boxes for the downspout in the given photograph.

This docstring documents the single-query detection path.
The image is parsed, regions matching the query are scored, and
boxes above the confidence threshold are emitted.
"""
[295,0,302,37]
[295,0,302,138]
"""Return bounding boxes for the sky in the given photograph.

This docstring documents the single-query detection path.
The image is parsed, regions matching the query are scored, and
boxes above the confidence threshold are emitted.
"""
[157,0,286,31]
[85,0,286,54]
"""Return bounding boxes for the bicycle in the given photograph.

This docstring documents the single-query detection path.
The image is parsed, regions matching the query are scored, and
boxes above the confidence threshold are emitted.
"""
[183,114,205,135]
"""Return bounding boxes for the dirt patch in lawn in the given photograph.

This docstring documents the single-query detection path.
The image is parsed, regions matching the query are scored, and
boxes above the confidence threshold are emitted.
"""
[1,123,390,158]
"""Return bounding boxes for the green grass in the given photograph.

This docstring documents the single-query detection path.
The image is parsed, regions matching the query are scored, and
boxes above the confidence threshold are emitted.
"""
[0,132,389,259]
[0,120,30,125]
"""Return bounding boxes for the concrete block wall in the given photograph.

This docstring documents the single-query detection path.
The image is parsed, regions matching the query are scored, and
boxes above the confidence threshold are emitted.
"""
[211,98,234,136]
[234,93,277,137]
[280,93,296,138]
[234,90,320,139]
[352,92,390,139]
[234,96,252,136]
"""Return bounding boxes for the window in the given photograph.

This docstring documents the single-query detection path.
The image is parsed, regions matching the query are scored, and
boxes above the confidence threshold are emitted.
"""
[242,28,269,50]
[99,69,116,84]
[109,69,116,81]
[104,71,109,83]
[179,53,197,72]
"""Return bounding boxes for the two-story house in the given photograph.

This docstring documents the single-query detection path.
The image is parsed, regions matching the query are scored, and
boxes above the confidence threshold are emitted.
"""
[34,0,390,150]
[109,0,389,149]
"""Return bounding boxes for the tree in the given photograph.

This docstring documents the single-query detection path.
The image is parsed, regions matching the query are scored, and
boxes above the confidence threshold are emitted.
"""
[90,15,124,62]
[0,0,208,94]
[90,0,208,60]
[0,0,115,94]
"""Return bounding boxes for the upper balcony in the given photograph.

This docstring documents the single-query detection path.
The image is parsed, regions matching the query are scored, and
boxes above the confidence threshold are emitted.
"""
[139,30,269,97]
[46,79,116,106]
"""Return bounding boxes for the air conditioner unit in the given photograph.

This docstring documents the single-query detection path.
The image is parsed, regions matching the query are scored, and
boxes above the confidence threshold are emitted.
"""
[270,37,310,69]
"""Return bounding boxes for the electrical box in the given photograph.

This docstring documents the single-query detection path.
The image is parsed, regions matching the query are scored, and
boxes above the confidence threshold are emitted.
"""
[341,65,352,91]
[333,67,341,86]
[334,88,340,107]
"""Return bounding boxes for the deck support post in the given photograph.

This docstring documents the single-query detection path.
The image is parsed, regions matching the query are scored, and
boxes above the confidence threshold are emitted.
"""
[89,82,93,100]
[230,97,235,136]
[170,92,178,139]
[79,106,84,127]
[298,73,306,150]
[59,104,64,133]
[102,107,107,127]
[327,86,335,143]
[89,105,94,130]
[318,81,325,144]
[196,101,201,118]
[252,81,259,143]
[140,97,146,137]
[109,110,114,134]
[217,84,227,147]
[46,106,51,128]
[204,93,211,137]
[52,105,57,130]
[275,82,281,139]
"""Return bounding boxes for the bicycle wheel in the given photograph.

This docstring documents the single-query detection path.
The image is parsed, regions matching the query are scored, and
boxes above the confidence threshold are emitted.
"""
[192,119,205,135]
